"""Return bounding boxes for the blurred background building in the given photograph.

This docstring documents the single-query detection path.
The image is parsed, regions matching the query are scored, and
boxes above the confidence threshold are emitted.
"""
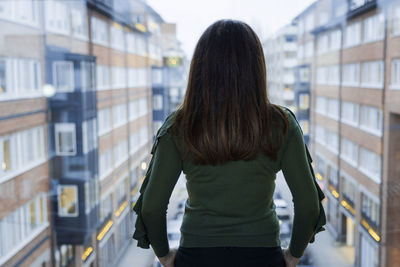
[264,0,400,266]
[0,0,186,266]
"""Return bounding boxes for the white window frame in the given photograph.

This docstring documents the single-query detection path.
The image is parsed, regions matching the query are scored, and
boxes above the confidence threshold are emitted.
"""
[390,59,400,90]
[55,123,77,156]
[359,147,382,184]
[53,61,75,92]
[361,61,384,89]
[57,185,79,217]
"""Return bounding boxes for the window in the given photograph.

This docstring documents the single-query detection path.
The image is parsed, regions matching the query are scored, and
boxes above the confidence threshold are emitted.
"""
[317,66,328,84]
[153,95,163,110]
[329,29,341,51]
[391,59,400,89]
[335,1,348,17]
[305,13,314,32]
[316,96,327,114]
[341,101,359,126]
[45,0,70,35]
[136,35,147,56]
[99,149,113,180]
[298,93,309,109]
[361,191,380,227]
[53,61,74,92]
[152,69,163,84]
[299,67,310,82]
[359,147,381,183]
[318,12,329,26]
[113,141,128,167]
[360,105,383,135]
[91,16,109,46]
[299,120,309,135]
[0,126,45,182]
[297,44,304,59]
[81,62,95,92]
[112,104,127,128]
[71,6,88,40]
[297,19,304,35]
[97,65,110,90]
[139,97,148,116]
[327,65,340,85]
[82,118,97,154]
[111,25,125,51]
[0,193,47,259]
[327,163,339,189]
[344,22,361,48]
[304,41,313,58]
[341,173,356,204]
[342,63,360,87]
[58,185,79,217]
[316,154,326,177]
[98,107,112,135]
[317,34,329,54]
[393,7,400,36]
[361,61,384,89]
[0,0,39,26]
[341,138,358,166]
[129,99,139,121]
[111,66,127,89]
[126,33,136,54]
[326,129,339,154]
[327,98,339,119]
[363,13,384,43]
[0,58,42,100]
[316,125,326,145]
[55,123,77,156]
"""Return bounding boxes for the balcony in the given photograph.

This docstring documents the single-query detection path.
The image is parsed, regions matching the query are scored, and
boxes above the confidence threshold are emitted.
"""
[347,0,377,20]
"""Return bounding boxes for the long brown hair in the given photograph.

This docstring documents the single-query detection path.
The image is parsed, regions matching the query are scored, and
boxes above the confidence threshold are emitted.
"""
[171,19,289,165]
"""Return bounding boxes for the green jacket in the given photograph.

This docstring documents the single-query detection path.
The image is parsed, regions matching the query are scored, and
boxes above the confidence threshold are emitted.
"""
[132,106,326,258]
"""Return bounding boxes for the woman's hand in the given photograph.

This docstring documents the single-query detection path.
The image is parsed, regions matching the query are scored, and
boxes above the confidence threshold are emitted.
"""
[158,248,178,267]
[282,249,300,267]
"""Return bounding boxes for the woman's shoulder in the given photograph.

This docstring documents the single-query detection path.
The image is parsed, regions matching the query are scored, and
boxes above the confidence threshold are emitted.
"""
[272,104,299,132]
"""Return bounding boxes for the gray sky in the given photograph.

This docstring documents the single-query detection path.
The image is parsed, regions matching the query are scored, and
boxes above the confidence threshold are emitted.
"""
[147,0,315,57]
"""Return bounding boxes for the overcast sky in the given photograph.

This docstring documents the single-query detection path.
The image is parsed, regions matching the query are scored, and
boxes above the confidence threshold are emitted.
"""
[147,0,315,57]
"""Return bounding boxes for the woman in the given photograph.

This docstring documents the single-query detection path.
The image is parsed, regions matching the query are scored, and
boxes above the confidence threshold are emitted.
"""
[132,19,326,267]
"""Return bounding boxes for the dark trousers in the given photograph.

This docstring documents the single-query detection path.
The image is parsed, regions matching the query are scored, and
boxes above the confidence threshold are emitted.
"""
[174,246,286,267]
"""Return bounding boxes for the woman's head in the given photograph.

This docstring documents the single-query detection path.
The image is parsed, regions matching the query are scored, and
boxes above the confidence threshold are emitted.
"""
[172,19,289,165]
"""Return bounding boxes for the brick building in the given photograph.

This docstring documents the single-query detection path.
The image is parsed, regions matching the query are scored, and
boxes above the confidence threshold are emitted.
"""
[0,0,177,266]
[292,0,400,266]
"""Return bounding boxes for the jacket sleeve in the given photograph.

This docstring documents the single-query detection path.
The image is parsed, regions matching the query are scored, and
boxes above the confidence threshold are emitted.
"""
[279,108,326,258]
[132,116,183,257]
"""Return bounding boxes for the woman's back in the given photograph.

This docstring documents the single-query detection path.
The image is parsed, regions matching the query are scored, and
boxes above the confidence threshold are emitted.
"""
[132,19,326,267]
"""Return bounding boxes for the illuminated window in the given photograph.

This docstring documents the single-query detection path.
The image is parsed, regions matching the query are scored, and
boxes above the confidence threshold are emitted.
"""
[58,185,79,217]
[298,93,309,109]
[55,123,77,156]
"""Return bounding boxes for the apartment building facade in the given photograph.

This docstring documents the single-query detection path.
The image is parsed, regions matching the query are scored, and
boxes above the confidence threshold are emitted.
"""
[293,0,400,266]
[263,24,298,109]
[0,0,169,266]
